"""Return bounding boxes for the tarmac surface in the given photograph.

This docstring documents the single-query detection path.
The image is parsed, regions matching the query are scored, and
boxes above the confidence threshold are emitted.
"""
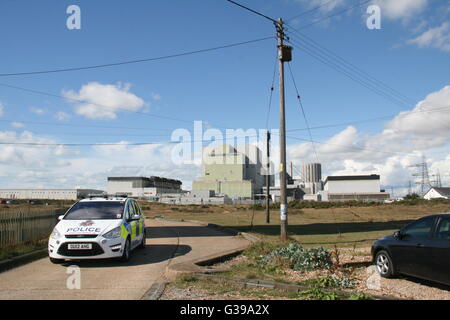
[0,219,250,300]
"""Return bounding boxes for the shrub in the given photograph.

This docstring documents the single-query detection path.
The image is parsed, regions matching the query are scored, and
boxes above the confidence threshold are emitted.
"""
[261,243,333,271]
[299,288,340,300]
[314,276,357,289]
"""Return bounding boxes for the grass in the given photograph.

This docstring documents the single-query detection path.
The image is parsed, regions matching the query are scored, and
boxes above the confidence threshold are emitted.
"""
[144,200,450,300]
[141,200,450,249]
[173,273,373,300]
[0,239,48,262]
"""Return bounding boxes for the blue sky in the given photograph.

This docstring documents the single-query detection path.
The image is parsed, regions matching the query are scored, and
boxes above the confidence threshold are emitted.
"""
[0,0,449,194]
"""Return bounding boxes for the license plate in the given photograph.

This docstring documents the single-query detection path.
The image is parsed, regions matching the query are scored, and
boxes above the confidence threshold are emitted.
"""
[68,243,92,250]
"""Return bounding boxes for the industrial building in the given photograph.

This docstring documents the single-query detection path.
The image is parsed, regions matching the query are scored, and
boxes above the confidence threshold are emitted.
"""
[301,163,323,195]
[192,144,272,199]
[159,190,232,205]
[320,174,390,202]
[107,176,182,198]
[0,189,104,200]
[424,187,450,200]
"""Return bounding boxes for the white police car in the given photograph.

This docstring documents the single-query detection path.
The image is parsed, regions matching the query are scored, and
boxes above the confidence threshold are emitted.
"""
[48,195,146,263]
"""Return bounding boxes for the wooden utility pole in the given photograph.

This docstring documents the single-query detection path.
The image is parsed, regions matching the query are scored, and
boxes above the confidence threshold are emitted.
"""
[266,131,271,224]
[276,18,291,241]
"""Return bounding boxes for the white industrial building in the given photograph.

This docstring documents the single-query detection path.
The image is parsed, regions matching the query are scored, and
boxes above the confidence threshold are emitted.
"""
[0,189,104,200]
[321,174,390,202]
[424,187,450,200]
[107,176,182,198]
[159,190,232,205]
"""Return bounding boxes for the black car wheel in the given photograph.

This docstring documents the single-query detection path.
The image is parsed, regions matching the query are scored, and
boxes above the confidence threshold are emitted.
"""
[138,235,145,249]
[375,250,396,278]
[120,238,131,262]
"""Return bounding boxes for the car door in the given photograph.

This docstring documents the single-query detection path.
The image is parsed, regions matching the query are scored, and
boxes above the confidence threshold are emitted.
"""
[131,200,144,246]
[134,201,145,243]
[429,216,450,285]
[390,216,435,278]
[127,200,139,248]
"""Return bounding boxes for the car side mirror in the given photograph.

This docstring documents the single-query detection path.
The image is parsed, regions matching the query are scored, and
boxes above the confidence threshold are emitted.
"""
[58,215,64,221]
[131,214,141,220]
[394,231,402,239]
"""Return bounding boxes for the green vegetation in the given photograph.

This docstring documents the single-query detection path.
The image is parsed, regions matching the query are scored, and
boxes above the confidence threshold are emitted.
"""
[261,243,333,271]
[0,240,47,262]
[142,199,450,248]
[145,200,450,300]
[174,273,372,300]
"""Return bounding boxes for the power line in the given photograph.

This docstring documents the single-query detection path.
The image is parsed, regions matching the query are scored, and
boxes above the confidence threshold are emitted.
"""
[0,37,274,77]
[287,62,319,163]
[224,0,278,23]
[291,0,372,30]
[287,39,411,109]
[0,119,174,132]
[287,0,344,22]
[265,53,278,129]
[0,131,266,147]
[286,135,422,158]
[286,104,450,133]
[286,30,415,107]
[2,102,450,138]
[0,82,235,129]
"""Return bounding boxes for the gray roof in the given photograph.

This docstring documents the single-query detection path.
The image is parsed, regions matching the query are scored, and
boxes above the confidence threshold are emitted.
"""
[430,187,450,197]
[324,174,380,184]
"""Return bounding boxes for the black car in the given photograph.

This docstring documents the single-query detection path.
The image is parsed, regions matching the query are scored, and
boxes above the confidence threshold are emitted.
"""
[371,213,450,286]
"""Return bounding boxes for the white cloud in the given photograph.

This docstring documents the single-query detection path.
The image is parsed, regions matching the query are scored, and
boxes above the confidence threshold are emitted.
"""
[287,85,450,191]
[151,93,162,100]
[295,0,347,13]
[387,85,450,136]
[30,107,46,115]
[54,111,71,121]
[63,82,146,120]
[374,0,428,21]
[10,122,25,128]
[408,22,450,52]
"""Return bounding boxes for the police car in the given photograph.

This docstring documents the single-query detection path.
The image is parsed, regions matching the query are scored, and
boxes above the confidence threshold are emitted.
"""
[48,195,146,263]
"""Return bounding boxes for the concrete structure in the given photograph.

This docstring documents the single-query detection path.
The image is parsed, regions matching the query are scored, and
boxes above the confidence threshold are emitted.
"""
[424,187,450,200]
[107,176,182,198]
[322,174,389,202]
[159,190,232,205]
[193,144,272,199]
[303,193,322,201]
[0,189,104,200]
[301,163,322,183]
[0,219,251,300]
[262,174,305,202]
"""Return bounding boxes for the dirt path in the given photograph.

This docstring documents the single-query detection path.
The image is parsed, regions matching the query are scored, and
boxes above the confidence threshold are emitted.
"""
[0,219,250,300]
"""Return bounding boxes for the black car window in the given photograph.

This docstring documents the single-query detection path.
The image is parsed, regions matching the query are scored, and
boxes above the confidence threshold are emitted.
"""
[124,201,132,220]
[436,218,450,240]
[64,201,125,220]
[133,201,141,216]
[402,217,434,240]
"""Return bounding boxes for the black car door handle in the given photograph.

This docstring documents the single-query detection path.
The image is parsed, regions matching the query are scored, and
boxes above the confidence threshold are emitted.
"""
[416,243,425,247]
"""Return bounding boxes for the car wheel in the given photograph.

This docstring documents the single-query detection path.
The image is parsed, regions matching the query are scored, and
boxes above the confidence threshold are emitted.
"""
[49,257,64,264]
[375,250,396,278]
[138,235,145,249]
[120,238,131,262]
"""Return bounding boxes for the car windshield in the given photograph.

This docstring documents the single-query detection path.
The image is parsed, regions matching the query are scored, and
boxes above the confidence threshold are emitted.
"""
[64,201,125,220]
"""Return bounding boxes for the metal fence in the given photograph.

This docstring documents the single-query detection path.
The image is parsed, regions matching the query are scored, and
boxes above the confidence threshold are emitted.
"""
[0,207,66,248]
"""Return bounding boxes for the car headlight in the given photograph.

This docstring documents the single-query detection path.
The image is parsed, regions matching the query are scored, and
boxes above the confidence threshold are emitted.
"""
[102,227,121,239]
[50,228,61,240]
